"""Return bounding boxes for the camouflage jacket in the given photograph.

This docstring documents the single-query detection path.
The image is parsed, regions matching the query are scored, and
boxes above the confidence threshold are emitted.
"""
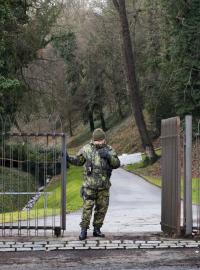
[68,142,120,189]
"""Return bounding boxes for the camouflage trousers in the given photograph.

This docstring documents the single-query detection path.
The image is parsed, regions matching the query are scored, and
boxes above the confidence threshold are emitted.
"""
[80,187,110,229]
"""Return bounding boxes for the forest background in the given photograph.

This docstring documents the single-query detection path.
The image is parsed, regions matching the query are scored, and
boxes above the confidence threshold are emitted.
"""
[1,0,200,155]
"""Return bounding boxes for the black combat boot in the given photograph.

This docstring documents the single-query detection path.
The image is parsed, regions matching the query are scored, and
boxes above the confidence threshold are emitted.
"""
[93,227,105,237]
[79,228,87,240]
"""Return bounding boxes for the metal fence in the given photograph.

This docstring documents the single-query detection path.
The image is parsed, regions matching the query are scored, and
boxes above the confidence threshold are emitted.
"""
[161,117,181,236]
[0,115,66,236]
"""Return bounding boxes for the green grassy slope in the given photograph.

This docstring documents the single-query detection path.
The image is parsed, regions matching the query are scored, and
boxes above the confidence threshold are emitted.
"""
[0,166,35,213]
[33,165,83,212]
[0,165,83,223]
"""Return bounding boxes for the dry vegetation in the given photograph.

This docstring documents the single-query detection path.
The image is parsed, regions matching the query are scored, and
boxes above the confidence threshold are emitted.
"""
[67,115,143,155]
[106,116,141,154]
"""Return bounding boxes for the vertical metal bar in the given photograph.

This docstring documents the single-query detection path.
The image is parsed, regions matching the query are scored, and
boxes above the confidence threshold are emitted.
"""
[52,135,56,235]
[27,139,31,236]
[161,119,165,230]
[34,136,37,236]
[9,140,12,236]
[10,141,14,236]
[184,115,193,235]
[176,117,181,235]
[17,142,21,236]
[35,137,39,236]
[196,121,200,232]
[61,134,66,231]
[2,123,5,236]
[43,143,47,236]
[0,117,2,237]
[169,120,173,228]
[26,140,29,236]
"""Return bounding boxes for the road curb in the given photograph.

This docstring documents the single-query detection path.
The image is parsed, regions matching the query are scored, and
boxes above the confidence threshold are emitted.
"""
[0,239,199,252]
[123,168,161,189]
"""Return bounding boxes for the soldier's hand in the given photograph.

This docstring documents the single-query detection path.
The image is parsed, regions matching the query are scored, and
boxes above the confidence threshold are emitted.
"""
[98,148,110,160]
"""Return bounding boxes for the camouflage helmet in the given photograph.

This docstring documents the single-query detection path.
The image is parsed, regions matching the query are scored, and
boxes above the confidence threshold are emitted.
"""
[92,128,105,141]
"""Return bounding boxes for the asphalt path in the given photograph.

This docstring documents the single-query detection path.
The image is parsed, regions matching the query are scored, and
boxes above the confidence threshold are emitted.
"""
[64,168,198,233]
[64,168,161,234]
[6,168,162,236]
[10,167,199,235]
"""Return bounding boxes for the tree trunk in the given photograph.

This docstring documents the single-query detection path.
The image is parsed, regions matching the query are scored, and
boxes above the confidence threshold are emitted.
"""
[88,110,95,132]
[116,97,124,119]
[99,107,106,131]
[68,115,73,137]
[112,0,156,158]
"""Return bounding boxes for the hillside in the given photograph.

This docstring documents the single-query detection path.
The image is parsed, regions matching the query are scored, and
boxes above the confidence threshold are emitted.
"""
[67,114,157,155]
[0,167,35,213]
[0,166,83,223]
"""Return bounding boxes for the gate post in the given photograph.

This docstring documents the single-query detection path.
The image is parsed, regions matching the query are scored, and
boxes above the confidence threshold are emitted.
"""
[161,117,181,236]
[61,133,66,231]
[184,115,193,235]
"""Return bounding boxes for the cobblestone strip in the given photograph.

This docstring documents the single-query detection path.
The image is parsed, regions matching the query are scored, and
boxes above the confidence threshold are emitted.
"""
[0,240,199,252]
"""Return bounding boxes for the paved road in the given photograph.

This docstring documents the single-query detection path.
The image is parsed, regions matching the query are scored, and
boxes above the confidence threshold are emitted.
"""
[5,168,161,236]
[65,168,199,233]
[0,249,199,270]
[65,168,161,234]
[1,169,200,270]
[9,167,199,236]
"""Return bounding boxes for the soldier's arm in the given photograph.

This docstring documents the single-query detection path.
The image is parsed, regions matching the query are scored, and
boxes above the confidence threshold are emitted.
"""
[108,148,120,169]
[99,146,120,169]
[67,149,86,166]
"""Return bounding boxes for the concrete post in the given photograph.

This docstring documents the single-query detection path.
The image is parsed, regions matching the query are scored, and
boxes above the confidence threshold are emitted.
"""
[184,115,193,235]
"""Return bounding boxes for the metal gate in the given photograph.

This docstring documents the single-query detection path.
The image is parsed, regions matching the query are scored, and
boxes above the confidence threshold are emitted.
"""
[161,117,181,236]
[161,115,200,236]
[0,116,66,236]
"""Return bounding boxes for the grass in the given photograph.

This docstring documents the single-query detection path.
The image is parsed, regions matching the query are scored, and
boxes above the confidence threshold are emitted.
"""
[192,178,200,204]
[32,165,83,212]
[125,148,162,189]
[0,165,83,223]
[142,176,200,204]
[142,176,161,187]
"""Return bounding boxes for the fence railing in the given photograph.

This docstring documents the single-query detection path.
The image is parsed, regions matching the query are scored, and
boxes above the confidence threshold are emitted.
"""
[0,115,66,237]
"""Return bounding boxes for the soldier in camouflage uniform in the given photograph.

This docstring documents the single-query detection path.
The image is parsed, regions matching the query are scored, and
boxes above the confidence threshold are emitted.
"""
[67,128,120,240]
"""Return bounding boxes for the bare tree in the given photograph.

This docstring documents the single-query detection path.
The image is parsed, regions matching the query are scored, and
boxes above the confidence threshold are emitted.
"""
[112,0,156,158]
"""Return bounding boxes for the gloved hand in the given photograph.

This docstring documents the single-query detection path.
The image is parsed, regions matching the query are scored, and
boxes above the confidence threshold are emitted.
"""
[98,148,110,160]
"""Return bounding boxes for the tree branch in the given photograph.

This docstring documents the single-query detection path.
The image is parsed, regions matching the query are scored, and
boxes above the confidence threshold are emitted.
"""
[112,0,120,12]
